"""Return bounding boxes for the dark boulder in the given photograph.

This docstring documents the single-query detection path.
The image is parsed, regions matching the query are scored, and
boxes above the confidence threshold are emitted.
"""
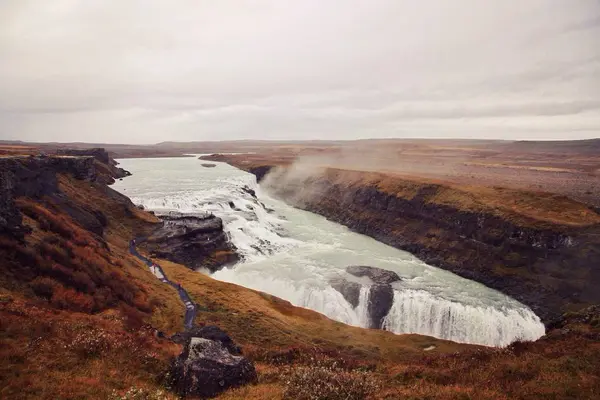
[171,325,242,355]
[201,163,217,168]
[367,284,395,329]
[170,335,257,398]
[242,186,257,198]
[330,277,362,308]
[347,265,401,285]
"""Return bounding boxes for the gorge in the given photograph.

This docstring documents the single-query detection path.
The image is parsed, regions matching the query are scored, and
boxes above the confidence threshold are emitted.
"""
[113,156,546,347]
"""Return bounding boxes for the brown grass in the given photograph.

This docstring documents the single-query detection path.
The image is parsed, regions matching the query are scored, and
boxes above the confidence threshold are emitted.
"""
[158,259,466,362]
[320,167,600,228]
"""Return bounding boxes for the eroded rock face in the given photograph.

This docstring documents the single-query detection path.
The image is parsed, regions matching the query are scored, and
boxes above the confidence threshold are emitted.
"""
[0,155,101,240]
[330,277,361,308]
[347,265,401,285]
[368,284,395,329]
[329,266,400,328]
[144,213,239,272]
[170,335,257,398]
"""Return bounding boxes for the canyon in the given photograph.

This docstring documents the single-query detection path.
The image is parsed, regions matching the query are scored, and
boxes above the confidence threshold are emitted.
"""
[1,142,599,399]
[202,151,600,325]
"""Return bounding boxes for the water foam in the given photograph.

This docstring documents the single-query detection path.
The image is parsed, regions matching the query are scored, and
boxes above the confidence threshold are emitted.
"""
[382,289,545,346]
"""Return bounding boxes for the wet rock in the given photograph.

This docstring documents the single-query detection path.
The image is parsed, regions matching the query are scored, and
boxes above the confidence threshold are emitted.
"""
[201,163,217,168]
[170,334,257,398]
[145,213,239,272]
[368,284,395,329]
[330,277,361,308]
[242,186,257,198]
[347,265,401,285]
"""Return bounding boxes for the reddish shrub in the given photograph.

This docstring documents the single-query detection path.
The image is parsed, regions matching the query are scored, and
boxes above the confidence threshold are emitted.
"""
[29,277,61,299]
[51,287,94,313]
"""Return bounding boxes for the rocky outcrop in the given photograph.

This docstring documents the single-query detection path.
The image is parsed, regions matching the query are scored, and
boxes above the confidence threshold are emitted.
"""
[347,265,401,285]
[368,284,395,329]
[0,156,98,240]
[331,266,400,328]
[144,213,239,272]
[57,147,111,164]
[170,326,257,398]
[0,152,138,243]
[346,266,400,328]
[330,276,361,308]
[56,148,131,182]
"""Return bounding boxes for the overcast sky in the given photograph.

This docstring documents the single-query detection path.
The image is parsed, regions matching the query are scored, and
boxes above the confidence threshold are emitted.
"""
[0,1,599,144]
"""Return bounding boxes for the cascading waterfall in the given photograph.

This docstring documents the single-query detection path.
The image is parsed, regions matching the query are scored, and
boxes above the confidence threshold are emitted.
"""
[356,287,371,328]
[113,156,546,347]
[382,289,545,346]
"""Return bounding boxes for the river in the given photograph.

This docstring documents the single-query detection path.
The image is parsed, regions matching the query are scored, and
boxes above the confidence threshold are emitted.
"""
[112,156,545,347]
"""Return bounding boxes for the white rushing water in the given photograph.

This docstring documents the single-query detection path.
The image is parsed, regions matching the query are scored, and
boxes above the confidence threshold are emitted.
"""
[113,156,545,347]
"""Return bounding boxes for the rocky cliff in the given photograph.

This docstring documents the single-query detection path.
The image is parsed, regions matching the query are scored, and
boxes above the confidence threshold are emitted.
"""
[209,157,600,324]
[0,155,101,240]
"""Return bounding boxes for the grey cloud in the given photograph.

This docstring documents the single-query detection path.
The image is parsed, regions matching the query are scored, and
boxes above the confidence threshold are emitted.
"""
[0,0,599,143]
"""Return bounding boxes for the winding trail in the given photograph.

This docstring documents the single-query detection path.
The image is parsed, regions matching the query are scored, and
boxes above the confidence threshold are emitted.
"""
[129,239,197,330]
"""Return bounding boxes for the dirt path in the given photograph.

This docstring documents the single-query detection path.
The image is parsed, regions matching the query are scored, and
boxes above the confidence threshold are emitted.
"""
[129,239,197,330]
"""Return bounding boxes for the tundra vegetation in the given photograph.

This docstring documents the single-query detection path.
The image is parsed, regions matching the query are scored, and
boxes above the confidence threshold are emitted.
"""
[1,143,599,399]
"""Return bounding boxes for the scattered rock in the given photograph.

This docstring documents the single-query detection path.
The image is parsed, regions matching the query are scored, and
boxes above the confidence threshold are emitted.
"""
[347,265,401,285]
[170,333,257,398]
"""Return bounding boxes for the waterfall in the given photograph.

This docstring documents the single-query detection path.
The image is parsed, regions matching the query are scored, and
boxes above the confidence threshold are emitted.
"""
[382,289,545,346]
[114,157,546,348]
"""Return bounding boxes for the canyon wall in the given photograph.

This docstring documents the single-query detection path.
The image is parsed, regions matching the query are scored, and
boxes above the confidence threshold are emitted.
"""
[217,159,600,324]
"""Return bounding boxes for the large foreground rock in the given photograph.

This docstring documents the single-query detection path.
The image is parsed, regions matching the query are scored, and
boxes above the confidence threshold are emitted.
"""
[170,327,257,398]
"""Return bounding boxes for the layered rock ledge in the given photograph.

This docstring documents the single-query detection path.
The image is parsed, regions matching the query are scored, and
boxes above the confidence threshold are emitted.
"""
[144,212,239,273]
